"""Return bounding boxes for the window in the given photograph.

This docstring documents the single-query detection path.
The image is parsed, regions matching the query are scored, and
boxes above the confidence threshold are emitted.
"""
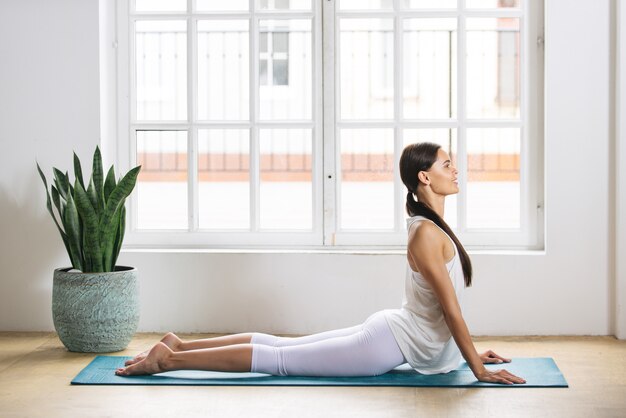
[117,0,543,249]
[260,30,290,86]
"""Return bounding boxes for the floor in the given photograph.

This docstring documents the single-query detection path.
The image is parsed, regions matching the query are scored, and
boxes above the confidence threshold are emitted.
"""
[0,333,624,418]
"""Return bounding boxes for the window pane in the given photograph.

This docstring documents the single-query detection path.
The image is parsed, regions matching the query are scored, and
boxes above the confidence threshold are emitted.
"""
[403,19,456,119]
[260,129,313,229]
[260,60,269,85]
[339,0,393,10]
[273,60,289,85]
[197,20,249,121]
[273,32,289,53]
[259,20,312,120]
[340,19,394,120]
[135,21,187,121]
[136,131,188,229]
[466,18,520,119]
[197,0,249,12]
[198,130,250,229]
[258,0,312,10]
[403,129,458,229]
[466,128,520,228]
[340,129,394,230]
[135,0,186,12]
[401,0,457,8]
[466,0,520,8]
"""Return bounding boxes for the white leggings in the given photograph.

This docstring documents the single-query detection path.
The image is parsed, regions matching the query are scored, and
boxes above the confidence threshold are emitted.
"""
[249,311,405,377]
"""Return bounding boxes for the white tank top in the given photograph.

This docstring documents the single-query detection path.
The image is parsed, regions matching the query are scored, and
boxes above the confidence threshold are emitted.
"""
[384,215,466,374]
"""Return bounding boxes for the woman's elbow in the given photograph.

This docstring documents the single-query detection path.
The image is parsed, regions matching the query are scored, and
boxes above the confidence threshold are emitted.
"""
[442,308,464,325]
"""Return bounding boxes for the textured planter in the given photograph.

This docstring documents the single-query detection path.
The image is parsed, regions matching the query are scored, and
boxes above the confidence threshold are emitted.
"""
[52,266,139,353]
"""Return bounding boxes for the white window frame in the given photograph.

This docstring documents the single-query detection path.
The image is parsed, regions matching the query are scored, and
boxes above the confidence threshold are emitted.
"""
[114,0,544,250]
[118,0,324,248]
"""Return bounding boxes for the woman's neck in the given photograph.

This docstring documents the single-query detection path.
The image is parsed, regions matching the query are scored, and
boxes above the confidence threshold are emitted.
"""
[417,193,445,218]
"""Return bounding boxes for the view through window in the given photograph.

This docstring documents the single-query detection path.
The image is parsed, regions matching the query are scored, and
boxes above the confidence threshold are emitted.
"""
[121,0,543,248]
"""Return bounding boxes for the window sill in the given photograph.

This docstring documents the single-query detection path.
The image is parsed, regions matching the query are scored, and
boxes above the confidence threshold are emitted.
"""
[121,247,546,256]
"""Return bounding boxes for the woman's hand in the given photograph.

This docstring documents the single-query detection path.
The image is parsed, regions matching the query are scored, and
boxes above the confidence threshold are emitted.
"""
[475,350,525,384]
[475,368,526,385]
[479,349,511,364]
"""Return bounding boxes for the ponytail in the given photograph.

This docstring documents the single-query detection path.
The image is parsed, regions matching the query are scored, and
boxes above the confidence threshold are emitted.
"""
[402,144,473,287]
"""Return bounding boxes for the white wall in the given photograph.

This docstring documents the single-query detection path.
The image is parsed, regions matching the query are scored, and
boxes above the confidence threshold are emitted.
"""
[0,0,621,337]
[0,0,100,330]
[616,0,626,339]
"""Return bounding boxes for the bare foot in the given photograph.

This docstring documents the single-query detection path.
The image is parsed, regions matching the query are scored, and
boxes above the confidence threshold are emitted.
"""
[124,332,182,366]
[115,342,172,376]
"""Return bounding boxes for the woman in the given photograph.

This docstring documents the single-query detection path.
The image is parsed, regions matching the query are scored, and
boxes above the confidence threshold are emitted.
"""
[116,142,525,385]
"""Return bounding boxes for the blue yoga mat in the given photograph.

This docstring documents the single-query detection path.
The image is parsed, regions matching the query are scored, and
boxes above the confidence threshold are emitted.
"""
[71,356,567,387]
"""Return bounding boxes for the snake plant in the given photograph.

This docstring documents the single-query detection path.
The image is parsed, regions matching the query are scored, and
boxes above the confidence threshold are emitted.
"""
[36,146,141,273]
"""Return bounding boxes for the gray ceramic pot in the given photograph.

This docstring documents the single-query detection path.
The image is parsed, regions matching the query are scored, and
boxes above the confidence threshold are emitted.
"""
[52,266,139,353]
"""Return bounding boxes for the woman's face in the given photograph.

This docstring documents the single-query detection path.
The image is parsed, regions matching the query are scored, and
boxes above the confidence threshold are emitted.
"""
[419,148,459,196]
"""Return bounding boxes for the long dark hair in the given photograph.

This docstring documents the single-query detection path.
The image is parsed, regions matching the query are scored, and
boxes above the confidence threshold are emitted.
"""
[399,142,473,287]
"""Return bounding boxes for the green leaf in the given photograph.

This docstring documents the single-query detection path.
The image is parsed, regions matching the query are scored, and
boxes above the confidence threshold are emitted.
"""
[92,146,105,214]
[37,162,72,262]
[98,166,141,254]
[73,151,85,190]
[104,165,116,204]
[102,202,123,271]
[53,168,69,201]
[74,179,103,272]
[36,161,47,188]
[82,226,92,273]
[51,185,64,221]
[86,177,98,216]
[111,205,126,271]
[62,192,84,272]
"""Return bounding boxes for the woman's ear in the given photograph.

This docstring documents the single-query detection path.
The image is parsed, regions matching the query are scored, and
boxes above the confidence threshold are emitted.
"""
[417,171,430,185]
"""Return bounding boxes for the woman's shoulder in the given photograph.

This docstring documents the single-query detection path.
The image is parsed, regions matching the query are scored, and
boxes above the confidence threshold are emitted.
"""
[407,217,455,266]
[408,218,446,249]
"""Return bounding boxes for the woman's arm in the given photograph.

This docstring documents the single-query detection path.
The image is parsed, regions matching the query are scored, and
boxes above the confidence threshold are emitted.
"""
[408,222,525,385]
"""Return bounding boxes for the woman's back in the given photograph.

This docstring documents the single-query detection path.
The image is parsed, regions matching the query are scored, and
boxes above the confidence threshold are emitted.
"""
[383,215,466,374]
